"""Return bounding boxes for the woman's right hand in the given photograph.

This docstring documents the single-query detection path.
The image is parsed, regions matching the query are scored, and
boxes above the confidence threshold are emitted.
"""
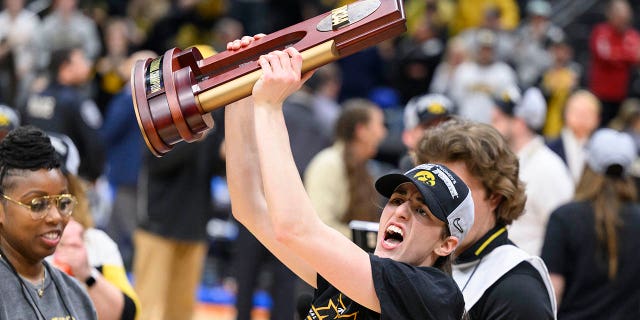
[226,34,266,52]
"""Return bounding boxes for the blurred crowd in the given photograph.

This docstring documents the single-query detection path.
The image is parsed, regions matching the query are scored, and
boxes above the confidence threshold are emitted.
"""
[2,0,640,319]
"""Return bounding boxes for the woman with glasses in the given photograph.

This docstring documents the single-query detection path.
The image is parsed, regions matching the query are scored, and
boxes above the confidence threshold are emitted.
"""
[48,133,140,320]
[0,126,97,319]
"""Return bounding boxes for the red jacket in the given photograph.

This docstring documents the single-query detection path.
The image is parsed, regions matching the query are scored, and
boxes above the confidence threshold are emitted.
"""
[588,23,640,101]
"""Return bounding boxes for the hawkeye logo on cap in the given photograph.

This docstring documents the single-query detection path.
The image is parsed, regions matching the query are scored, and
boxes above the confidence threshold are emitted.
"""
[414,170,436,186]
[0,115,10,126]
[427,103,446,115]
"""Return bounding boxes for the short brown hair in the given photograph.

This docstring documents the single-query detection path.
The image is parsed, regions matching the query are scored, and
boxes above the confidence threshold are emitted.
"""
[414,117,526,225]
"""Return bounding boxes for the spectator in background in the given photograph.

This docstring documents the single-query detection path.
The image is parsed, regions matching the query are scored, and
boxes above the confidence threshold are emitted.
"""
[416,118,556,318]
[512,0,565,88]
[40,0,102,62]
[337,46,386,102]
[281,76,333,178]
[21,47,105,184]
[458,4,516,63]
[141,0,212,56]
[450,0,520,36]
[304,99,387,238]
[398,93,454,172]
[49,133,140,320]
[540,34,582,139]
[450,29,517,124]
[404,0,454,37]
[542,129,640,319]
[0,0,42,108]
[392,13,446,104]
[609,98,640,193]
[133,111,225,320]
[306,63,342,141]
[588,0,640,127]
[230,223,301,320]
[94,17,134,114]
[610,98,640,148]
[491,86,574,255]
[100,50,157,271]
[126,0,170,40]
[547,90,601,183]
[429,36,469,97]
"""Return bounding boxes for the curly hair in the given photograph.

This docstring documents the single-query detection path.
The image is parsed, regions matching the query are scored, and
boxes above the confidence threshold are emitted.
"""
[415,117,526,225]
[0,126,61,193]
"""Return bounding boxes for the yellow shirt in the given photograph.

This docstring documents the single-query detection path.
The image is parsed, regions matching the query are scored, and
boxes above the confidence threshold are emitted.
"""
[450,0,520,35]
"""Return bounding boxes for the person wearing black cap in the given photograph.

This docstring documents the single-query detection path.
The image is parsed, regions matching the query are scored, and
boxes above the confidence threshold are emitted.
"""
[541,128,640,319]
[224,35,474,319]
[398,93,454,172]
[415,117,556,319]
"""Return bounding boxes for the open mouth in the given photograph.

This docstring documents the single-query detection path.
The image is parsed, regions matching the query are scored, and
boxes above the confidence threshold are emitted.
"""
[40,230,62,248]
[384,225,404,246]
[42,231,61,241]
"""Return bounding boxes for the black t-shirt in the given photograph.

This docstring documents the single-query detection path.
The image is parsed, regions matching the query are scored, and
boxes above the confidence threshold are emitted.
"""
[456,225,554,320]
[306,254,464,320]
[541,201,640,320]
[467,261,553,320]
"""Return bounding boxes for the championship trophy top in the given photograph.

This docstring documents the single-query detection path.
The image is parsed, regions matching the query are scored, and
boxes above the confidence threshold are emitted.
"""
[131,0,406,156]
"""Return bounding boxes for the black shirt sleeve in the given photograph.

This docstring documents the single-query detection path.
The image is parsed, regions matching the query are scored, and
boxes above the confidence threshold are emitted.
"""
[470,262,554,320]
[370,255,465,320]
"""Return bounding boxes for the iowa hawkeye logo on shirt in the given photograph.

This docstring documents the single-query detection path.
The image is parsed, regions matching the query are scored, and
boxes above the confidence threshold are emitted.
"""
[307,294,359,319]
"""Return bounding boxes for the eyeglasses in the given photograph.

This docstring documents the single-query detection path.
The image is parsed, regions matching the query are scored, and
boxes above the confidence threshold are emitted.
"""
[0,193,77,220]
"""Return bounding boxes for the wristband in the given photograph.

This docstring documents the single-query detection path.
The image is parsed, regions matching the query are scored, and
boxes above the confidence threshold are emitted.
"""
[85,268,99,288]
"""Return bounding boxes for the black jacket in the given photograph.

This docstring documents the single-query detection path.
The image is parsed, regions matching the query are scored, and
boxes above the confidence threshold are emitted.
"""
[22,83,105,181]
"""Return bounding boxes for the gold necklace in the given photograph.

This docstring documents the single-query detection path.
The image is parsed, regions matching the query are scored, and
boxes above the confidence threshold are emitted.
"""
[0,251,46,297]
[37,267,46,297]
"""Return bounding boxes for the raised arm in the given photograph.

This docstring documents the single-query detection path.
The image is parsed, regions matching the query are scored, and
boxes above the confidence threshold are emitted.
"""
[250,47,381,312]
[224,36,317,287]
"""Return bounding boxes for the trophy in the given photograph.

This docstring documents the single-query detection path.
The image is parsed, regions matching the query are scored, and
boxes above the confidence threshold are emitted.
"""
[132,0,406,156]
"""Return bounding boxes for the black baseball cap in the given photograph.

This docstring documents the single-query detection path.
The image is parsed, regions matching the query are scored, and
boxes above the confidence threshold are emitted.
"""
[375,164,474,242]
